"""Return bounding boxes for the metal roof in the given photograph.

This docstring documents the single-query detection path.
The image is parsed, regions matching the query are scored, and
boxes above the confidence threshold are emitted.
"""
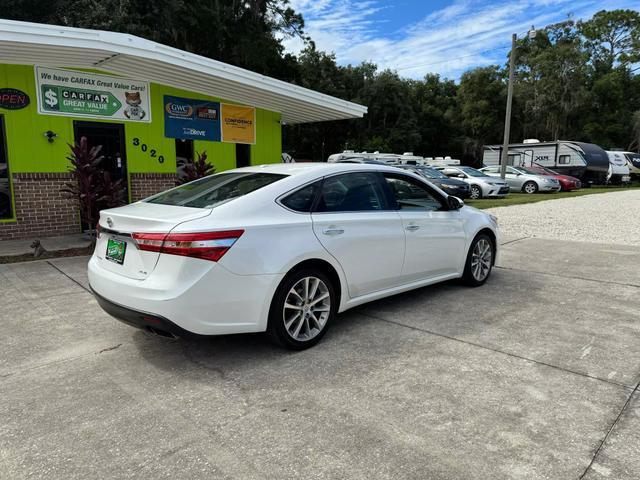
[0,19,367,125]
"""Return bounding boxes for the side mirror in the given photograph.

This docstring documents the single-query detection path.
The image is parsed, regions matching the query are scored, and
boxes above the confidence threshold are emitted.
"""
[448,196,464,210]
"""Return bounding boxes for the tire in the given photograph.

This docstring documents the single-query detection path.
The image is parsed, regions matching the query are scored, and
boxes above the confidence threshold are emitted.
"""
[462,234,495,287]
[522,181,538,194]
[469,185,482,199]
[267,269,337,350]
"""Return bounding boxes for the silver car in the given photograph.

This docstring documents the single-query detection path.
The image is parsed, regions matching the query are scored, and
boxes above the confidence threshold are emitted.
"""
[435,166,510,200]
[480,166,561,194]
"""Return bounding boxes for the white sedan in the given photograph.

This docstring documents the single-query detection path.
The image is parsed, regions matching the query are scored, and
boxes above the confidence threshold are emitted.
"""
[89,163,499,349]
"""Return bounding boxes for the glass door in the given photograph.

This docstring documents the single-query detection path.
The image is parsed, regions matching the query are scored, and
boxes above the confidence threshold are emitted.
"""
[0,115,12,220]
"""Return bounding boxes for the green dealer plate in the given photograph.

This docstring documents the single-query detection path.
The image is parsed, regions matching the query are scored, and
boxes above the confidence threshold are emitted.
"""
[106,237,127,265]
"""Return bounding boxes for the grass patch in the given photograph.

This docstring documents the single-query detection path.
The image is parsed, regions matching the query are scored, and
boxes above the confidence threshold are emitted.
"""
[465,184,640,209]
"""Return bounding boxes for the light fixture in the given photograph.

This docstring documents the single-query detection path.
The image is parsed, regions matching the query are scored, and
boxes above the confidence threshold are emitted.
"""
[44,130,58,143]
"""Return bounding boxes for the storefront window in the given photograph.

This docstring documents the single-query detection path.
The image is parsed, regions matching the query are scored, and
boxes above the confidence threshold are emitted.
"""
[0,116,12,220]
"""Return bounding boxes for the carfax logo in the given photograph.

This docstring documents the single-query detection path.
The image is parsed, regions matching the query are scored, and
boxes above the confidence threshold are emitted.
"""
[165,102,193,117]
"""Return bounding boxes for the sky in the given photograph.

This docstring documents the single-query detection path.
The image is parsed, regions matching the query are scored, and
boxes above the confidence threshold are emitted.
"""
[283,0,640,80]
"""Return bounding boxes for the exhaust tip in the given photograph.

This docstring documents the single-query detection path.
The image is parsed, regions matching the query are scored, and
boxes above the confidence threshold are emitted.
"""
[146,326,179,340]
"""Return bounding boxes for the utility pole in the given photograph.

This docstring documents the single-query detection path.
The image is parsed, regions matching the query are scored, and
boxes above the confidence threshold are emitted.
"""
[500,33,517,179]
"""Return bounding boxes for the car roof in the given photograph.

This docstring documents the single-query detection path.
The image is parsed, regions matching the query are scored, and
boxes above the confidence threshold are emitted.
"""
[226,162,404,176]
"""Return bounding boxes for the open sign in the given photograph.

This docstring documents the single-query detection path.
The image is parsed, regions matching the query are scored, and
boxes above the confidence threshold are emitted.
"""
[0,88,30,110]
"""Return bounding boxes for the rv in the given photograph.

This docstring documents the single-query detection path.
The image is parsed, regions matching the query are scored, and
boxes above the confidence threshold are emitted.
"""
[327,151,425,165]
[482,140,610,184]
[605,151,631,185]
[610,151,640,178]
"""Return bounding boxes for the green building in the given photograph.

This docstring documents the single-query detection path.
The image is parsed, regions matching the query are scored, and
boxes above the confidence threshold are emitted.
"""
[0,19,366,240]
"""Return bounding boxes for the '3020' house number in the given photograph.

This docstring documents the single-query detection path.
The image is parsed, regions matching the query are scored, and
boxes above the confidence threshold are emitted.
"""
[132,137,165,164]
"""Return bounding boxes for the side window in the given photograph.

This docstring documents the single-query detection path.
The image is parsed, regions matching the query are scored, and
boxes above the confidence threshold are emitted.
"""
[384,175,445,212]
[444,169,463,178]
[315,172,386,212]
[280,181,321,212]
[558,155,571,165]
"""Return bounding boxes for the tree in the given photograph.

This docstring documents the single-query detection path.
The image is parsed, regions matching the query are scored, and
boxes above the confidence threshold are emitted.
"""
[456,66,505,164]
[579,9,640,71]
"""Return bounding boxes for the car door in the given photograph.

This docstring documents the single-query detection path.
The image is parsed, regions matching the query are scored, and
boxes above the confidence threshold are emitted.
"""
[382,173,466,282]
[311,171,405,298]
[504,167,525,189]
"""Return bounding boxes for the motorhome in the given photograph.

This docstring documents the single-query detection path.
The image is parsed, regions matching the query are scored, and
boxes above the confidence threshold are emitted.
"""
[605,151,631,184]
[327,151,425,165]
[482,140,609,184]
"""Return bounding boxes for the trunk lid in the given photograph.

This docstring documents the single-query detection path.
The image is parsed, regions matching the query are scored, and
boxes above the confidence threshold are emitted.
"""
[95,202,210,280]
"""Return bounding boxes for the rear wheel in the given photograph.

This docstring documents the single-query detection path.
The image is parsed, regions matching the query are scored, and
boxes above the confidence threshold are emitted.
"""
[267,269,336,350]
[522,181,538,194]
[462,234,494,286]
[469,185,482,199]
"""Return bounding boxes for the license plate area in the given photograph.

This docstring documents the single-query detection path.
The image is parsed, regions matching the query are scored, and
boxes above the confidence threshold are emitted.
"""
[106,237,127,265]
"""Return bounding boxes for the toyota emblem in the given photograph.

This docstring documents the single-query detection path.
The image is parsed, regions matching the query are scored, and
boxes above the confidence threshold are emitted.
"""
[106,217,113,228]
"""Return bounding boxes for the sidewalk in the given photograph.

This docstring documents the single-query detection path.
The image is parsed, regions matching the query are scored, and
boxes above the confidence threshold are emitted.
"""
[0,233,92,257]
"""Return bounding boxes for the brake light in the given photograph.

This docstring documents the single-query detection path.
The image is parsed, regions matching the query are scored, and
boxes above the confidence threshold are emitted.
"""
[132,230,244,262]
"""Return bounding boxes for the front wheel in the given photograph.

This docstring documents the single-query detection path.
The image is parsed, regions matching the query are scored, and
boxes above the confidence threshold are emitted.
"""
[469,185,482,199]
[462,234,494,286]
[267,269,336,350]
[522,181,538,194]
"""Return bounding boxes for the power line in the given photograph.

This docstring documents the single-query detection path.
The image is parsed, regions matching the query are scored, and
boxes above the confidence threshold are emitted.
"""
[396,45,510,72]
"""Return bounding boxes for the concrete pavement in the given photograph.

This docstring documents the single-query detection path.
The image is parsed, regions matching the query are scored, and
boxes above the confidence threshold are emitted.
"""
[1,237,639,479]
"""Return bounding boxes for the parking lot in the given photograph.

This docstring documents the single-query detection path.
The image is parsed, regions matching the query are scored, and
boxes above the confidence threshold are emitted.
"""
[2,193,640,479]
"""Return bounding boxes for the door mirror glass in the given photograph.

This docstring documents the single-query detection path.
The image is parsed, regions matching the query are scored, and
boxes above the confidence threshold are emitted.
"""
[447,196,464,210]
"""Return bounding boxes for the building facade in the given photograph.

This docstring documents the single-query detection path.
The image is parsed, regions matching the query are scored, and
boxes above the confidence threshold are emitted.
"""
[0,20,366,240]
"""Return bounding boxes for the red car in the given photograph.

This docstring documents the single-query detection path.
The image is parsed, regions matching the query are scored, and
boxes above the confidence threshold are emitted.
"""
[525,165,582,191]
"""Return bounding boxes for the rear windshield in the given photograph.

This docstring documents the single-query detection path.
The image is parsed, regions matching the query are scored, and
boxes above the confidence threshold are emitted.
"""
[145,172,287,208]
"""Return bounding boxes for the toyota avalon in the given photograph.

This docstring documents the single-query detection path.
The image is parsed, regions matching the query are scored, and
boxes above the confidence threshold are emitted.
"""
[89,163,499,349]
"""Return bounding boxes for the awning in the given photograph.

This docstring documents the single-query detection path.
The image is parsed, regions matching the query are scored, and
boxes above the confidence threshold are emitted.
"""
[0,19,367,124]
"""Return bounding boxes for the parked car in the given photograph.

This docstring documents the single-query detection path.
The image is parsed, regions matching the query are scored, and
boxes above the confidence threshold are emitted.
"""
[433,166,510,199]
[89,163,499,350]
[480,165,561,193]
[396,165,471,199]
[522,165,581,191]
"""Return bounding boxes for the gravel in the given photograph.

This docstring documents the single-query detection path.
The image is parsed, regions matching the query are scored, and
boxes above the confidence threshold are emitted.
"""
[487,189,640,246]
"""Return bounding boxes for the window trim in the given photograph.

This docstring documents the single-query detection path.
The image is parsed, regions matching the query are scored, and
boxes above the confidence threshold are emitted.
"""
[276,178,323,214]
[381,172,449,211]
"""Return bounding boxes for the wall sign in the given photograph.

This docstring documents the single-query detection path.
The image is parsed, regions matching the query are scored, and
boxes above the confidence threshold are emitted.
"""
[35,66,151,122]
[0,88,30,110]
[132,137,165,163]
[164,95,221,141]
[221,103,255,144]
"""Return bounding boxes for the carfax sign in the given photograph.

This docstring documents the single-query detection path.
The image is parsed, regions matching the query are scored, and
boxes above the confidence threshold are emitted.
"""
[35,66,151,122]
[163,95,221,141]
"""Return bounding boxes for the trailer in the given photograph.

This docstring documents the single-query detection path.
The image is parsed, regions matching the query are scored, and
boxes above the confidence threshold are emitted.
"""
[605,151,631,185]
[482,140,610,184]
[327,151,425,164]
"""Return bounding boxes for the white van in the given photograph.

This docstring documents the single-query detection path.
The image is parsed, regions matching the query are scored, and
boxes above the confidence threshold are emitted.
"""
[605,151,631,185]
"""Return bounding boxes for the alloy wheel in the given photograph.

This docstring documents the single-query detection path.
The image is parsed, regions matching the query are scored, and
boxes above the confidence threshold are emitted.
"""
[524,182,537,194]
[470,185,481,199]
[471,239,492,282]
[283,276,331,341]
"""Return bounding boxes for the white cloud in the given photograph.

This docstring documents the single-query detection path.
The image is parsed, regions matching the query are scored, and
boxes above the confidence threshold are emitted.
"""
[284,0,640,80]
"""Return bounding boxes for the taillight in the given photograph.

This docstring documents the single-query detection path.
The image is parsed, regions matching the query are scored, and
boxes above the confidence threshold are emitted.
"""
[132,230,244,262]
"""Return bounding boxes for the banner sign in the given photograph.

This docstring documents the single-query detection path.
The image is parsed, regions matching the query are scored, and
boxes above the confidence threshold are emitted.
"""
[164,95,221,141]
[0,88,30,110]
[35,66,151,122]
[221,104,255,144]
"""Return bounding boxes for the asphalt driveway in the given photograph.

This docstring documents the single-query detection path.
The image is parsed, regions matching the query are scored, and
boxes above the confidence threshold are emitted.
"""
[1,237,639,479]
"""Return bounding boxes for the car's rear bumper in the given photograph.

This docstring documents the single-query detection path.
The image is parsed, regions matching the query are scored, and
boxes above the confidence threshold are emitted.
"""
[88,254,283,336]
[92,289,198,339]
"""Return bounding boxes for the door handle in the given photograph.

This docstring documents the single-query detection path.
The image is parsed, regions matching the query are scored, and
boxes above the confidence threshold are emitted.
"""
[406,224,420,231]
[322,226,344,236]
